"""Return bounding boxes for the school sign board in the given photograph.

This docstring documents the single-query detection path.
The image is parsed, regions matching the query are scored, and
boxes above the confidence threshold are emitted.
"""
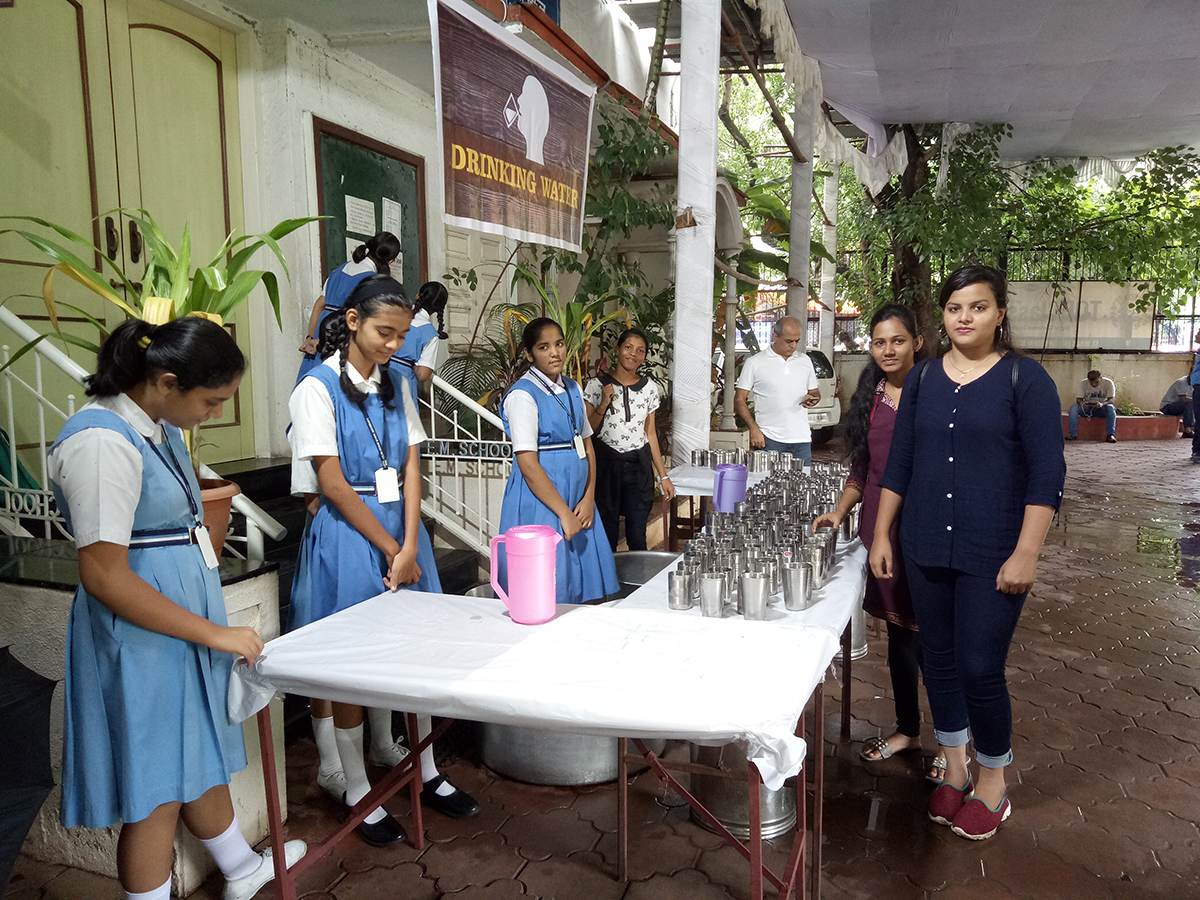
[430,0,595,252]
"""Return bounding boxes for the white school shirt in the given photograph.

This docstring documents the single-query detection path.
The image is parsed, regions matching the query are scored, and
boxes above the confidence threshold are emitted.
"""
[409,309,442,371]
[290,353,426,485]
[48,393,167,548]
[735,347,819,443]
[503,370,594,452]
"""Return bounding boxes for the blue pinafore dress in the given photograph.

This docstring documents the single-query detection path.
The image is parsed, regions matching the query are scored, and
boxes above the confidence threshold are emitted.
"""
[498,375,618,604]
[289,364,441,630]
[295,263,375,386]
[51,410,246,829]
[391,316,439,405]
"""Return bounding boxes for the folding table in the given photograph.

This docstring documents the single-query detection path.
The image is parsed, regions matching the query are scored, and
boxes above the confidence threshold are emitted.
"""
[228,543,866,900]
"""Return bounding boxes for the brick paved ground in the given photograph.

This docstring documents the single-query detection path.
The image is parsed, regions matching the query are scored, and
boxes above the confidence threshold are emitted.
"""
[9,436,1200,899]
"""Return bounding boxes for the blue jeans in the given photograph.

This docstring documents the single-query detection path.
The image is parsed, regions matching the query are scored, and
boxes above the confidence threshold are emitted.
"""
[763,436,812,466]
[1068,402,1116,436]
[906,563,1027,769]
[1161,400,1195,429]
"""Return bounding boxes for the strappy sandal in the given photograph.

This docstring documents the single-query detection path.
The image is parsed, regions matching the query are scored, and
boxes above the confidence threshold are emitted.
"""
[926,755,947,785]
[860,735,918,762]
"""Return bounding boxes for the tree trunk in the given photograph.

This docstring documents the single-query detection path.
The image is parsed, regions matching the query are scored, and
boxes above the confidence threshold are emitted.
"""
[641,0,672,122]
[889,125,939,351]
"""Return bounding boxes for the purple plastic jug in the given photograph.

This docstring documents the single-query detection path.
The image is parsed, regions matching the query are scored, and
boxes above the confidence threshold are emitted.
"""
[490,524,562,624]
[713,463,748,513]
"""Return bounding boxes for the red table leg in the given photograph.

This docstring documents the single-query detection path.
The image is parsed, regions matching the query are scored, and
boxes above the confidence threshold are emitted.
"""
[256,706,295,900]
[617,737,629,882]
[840,623,852,744]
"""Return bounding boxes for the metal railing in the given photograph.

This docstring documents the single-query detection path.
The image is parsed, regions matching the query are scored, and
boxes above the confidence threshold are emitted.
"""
[419,373,511,560]
[0,307,284,561]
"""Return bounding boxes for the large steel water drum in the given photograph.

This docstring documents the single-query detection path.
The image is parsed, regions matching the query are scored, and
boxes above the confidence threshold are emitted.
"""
[689,743,796,839]
[833,591,869,662]
[470,551,675,784]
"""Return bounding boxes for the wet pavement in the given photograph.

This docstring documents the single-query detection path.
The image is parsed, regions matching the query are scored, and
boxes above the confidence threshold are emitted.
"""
[8,436,1200,899]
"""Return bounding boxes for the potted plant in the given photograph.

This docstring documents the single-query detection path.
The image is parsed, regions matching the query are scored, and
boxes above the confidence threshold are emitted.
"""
[1,209,320,554]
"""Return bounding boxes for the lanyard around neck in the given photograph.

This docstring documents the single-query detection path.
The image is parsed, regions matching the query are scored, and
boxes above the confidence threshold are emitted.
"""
[360,403,391,469]
[530,369,579,435]
[145,434,201,525]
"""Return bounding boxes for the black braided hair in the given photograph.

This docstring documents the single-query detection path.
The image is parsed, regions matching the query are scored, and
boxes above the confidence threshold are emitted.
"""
[318,274,412,410]
[414,281,449,339]
[352,232,402,274]
[845,304,922,473]
[86,317,244,397]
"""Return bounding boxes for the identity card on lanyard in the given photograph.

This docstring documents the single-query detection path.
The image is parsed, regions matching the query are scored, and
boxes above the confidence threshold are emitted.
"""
[362,406,401,503]
[148,435,220,569]
[533,370,586,459]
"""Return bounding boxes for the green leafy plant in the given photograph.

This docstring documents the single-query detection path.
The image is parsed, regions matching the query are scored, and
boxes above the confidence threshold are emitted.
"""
[0,209,321,368]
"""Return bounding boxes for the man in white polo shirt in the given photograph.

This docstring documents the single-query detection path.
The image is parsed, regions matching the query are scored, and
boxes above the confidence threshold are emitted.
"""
[734,316,821,465]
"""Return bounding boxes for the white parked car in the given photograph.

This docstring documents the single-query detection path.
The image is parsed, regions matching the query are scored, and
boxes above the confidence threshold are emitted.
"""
[805,348,840,446]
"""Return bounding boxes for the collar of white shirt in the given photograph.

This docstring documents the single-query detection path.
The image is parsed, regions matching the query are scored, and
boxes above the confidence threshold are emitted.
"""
[526,369,567,393]
[765,345,799,362]
[412,309,432,328]
[102,392,162,439]
[321,350,382,387]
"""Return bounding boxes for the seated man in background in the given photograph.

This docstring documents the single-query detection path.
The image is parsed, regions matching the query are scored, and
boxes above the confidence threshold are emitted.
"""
[1160,373,1195,438]
[1068,369,1118,443]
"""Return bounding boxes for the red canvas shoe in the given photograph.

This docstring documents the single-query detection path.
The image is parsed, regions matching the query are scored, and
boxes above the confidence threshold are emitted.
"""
[951,795,1011,840]
[928,776,973,826]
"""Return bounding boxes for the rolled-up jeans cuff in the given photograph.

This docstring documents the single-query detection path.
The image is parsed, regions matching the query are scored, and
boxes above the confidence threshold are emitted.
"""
[974,749,1014,769]
[934,727,970,749]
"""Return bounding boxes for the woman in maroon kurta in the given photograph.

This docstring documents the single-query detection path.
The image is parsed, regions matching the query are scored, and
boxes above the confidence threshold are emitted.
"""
[815,304,947,781]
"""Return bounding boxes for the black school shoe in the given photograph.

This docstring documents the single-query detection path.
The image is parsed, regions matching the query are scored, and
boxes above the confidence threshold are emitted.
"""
[421,774,481,819]
[355,810,407,847]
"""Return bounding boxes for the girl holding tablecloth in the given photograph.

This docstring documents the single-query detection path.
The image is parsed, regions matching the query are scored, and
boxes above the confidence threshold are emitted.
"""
[499,317,618,604]
[49,318,305,900]
[290,275,478,847]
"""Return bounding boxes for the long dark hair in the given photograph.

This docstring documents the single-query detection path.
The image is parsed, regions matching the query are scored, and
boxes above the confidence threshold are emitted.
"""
[845,304,922,473]
[937,264,1015,354]
[414,281,449,339]
[319,274,412,409]
[86,317,245,397]
[352,232,401,274]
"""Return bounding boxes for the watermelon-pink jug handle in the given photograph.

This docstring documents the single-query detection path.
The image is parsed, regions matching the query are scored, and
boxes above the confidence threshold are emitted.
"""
[490,533,508,606]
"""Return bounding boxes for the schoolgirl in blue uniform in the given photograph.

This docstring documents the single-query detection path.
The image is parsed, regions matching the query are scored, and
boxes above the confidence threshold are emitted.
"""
[48,318,304,900]
[391,280,449,403]
[290,275,478,845]
[499,317,619,604]
[295,231,401,385]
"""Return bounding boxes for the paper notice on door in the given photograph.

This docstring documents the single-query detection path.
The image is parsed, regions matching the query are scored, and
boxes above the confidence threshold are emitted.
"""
[345,195,376,236]
[382,197,403,239]
[345,237,359,262]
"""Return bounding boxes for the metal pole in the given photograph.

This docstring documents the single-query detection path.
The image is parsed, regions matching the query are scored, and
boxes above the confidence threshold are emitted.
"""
[722,257,739,429]
[787,89,818,324]
[819,167,839,360]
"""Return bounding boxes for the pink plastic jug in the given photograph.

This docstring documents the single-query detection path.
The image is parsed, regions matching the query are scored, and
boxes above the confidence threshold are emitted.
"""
[490,524,562,624]
[713,463,748,513]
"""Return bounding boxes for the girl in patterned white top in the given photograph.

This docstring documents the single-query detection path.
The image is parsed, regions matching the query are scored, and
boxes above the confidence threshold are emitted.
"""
[583,328,674,551]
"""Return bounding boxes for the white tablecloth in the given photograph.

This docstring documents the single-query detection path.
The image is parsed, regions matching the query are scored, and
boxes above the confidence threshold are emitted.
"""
[228,592,840,790]
[612,539,868,641]
[667,464,772,497]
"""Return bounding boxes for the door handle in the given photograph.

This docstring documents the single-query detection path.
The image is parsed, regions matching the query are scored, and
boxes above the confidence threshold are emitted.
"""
[104,216,119,260]
[109,279,143,294]
[128,220,142,264]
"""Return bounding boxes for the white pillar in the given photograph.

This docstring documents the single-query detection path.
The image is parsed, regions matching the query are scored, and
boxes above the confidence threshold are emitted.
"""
[819,165,839,360]
[670,0,721,465]
[787,89,819,331]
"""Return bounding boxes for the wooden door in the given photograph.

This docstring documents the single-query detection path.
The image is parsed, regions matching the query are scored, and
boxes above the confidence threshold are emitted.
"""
[0,0,120,480]
[107,0,253,462]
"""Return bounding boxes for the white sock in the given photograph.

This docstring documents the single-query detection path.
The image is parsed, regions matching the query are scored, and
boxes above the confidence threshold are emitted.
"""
[414,715,454,796]
[125,876,171,900]
[366,706,396,754]
[199,815,261,882]
[312,714,342,777]
[334,723,386,824]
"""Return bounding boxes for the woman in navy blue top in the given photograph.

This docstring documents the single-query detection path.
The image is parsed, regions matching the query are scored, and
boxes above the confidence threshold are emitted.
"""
[872,265,1065,841]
